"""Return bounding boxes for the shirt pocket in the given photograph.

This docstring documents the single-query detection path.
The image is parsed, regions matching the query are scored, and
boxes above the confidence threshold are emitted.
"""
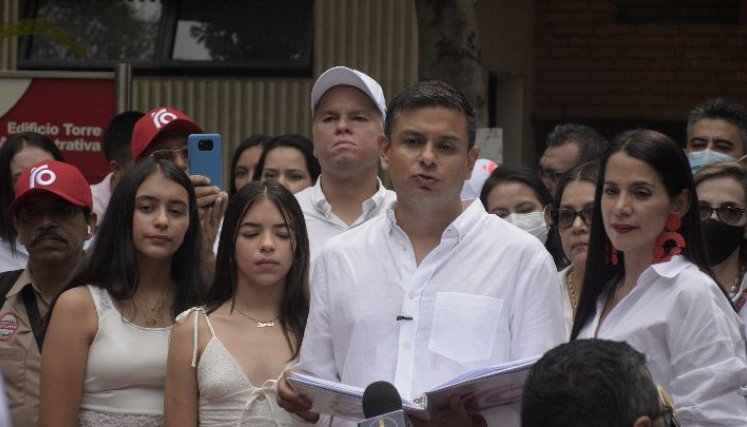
[0,348,26,408]
[428,292,503,364]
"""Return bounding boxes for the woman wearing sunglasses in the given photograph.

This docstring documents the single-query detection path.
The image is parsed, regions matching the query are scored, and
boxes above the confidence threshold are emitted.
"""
[695,161,747,331]
[547,161,599,336]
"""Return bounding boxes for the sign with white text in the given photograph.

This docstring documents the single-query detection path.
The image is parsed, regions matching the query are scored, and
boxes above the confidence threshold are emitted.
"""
[0,72,116,183]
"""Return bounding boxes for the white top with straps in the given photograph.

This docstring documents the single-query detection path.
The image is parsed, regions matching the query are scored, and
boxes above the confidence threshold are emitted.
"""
[178,307,294,427]
[79,285,171,427]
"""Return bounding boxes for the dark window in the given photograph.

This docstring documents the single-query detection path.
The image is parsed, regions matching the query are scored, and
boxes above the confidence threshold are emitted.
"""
[616,0,738,25]
[19,0,314,76]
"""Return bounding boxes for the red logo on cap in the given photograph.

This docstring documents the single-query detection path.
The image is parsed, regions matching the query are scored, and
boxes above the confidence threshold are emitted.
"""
[151,108,178,129]
[29,164,57,188]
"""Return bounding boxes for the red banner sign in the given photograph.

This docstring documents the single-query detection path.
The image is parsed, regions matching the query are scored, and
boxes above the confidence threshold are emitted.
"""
[0,74,115,184]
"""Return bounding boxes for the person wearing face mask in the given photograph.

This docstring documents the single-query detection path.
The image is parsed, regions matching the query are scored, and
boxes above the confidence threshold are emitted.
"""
[695,161,747,331]
[685,97,747,174]
[480,166,567,269]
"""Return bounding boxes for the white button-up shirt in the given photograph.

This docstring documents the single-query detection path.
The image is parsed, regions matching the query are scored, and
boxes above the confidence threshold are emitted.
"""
[298,200,567,426]
[90,172,113,226]
[294,176,396,264]
[578,256,747,426]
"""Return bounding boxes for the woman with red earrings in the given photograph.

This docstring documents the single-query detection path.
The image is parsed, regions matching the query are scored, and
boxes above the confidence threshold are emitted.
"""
[571,130,747,425]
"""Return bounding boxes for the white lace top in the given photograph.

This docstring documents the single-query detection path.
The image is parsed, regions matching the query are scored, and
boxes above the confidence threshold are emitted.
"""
[178,307,294,427]
[78,285,171,427]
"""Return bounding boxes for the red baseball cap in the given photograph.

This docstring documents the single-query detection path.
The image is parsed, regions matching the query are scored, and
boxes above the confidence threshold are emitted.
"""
[131,106,203,160]
[9,160,93,214]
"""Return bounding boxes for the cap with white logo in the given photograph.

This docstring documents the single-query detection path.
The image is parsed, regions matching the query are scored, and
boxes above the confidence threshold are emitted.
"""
[310,66,386,118]
[9,160,93,214]
[131,106,203,160]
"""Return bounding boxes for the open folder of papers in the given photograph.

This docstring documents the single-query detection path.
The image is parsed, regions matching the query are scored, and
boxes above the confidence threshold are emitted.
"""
[288,355,540,421]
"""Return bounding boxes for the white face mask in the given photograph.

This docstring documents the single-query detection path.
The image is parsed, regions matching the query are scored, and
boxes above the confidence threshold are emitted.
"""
[687,148,737,174]
[504,211,548,244]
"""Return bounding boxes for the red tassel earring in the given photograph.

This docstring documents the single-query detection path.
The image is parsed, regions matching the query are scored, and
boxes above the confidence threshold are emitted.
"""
[605,241,619,266]
[653,214,685,263]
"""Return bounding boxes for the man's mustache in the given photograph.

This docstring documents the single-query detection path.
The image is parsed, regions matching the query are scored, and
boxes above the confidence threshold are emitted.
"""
[31,229,67,246]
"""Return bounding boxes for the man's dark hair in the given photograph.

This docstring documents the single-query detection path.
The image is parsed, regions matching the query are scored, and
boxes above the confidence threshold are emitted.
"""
[522,339,661,427]
[687,97,747,152]
[102,111,144,164]
[545,123,608,165]
[384,80,477,148]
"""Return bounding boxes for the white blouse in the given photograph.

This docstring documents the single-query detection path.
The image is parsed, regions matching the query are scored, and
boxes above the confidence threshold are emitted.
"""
[578,256,747,426]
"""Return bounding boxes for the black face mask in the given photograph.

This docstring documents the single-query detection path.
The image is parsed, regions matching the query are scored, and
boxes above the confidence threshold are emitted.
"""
[702,218,745,265]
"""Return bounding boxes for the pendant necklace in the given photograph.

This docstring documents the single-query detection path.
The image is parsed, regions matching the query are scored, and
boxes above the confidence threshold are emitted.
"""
[233,306,278,328]
[132,290,168,327]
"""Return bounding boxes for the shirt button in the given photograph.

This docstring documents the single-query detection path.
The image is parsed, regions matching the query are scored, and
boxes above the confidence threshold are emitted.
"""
[408,291,416,299]
[403,342,411,350]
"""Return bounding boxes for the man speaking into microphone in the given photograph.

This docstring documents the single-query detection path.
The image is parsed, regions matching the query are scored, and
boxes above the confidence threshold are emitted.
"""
[278,80,566,426]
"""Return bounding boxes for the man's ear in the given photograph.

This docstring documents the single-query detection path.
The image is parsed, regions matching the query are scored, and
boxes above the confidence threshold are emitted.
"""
[379,134,391,171]
[465,145,480,179]
[86,214,98,239]
[631,415,653,427]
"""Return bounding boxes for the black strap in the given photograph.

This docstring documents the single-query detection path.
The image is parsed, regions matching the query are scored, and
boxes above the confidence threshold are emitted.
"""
[0,269,23,307]
[21,286,44,351]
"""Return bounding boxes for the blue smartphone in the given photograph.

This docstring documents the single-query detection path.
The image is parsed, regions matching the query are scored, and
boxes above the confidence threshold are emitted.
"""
[188,133,223,188]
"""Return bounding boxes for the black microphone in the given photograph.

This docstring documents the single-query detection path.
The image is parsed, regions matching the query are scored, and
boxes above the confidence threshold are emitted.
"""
[358,381,411,427]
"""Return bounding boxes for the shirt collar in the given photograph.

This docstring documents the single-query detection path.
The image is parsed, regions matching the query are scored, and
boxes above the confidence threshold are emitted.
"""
[311,176,391,215]
[647,254,689,279]
[6,269,32,298]
[385,198,485,243]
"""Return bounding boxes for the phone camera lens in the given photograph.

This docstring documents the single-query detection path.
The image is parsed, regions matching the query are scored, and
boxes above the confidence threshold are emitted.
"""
[198,139,213,150]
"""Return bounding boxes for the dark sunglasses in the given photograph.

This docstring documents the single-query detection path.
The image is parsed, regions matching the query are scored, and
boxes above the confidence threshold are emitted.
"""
[550,206,594,229]
[698,204,745,226]
[149,146,189,162]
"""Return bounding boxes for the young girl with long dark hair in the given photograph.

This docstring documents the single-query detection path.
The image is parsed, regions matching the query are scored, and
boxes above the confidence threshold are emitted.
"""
[39,158,204,426]
[165,180,309,426]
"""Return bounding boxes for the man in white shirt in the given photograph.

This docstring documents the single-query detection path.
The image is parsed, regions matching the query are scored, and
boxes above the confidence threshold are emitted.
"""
[295,66,396,262]
[278,80,566,426]
[90,111,143,225]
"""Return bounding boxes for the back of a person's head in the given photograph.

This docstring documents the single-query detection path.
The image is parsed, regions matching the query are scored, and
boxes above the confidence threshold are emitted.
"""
[546,123,608,164]
[522,339,660,427]
[103,111,144,164]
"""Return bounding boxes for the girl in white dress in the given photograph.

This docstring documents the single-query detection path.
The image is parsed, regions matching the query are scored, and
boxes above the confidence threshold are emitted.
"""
[39,158,205,426]
[165,180,309,427]
[571,130,747,425]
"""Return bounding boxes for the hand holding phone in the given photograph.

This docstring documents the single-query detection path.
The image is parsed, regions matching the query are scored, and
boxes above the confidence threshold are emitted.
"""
[188,133,223,188]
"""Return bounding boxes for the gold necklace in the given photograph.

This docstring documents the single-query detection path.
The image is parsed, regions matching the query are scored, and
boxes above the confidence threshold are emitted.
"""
[131,290,169,327]
[566,269,578,312]
[730,265,746,295]
[233,307,278,328]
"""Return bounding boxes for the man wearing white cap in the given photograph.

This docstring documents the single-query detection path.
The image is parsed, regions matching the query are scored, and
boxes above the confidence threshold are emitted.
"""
[295,66,396,263]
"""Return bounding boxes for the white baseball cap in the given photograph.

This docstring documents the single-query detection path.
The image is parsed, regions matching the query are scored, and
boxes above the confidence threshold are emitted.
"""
[310,66,386,118]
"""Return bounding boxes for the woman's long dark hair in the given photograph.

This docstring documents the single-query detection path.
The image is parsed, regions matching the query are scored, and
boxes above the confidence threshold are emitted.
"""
[570,130,711,339]
[205,180,309,360]
[0,132,64,251]
[480,165,568,269]
[67,158,205,318]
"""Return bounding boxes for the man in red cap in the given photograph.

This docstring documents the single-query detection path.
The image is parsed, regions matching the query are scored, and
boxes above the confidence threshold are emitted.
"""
[131,106,227,265]
[0,159,96,427]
